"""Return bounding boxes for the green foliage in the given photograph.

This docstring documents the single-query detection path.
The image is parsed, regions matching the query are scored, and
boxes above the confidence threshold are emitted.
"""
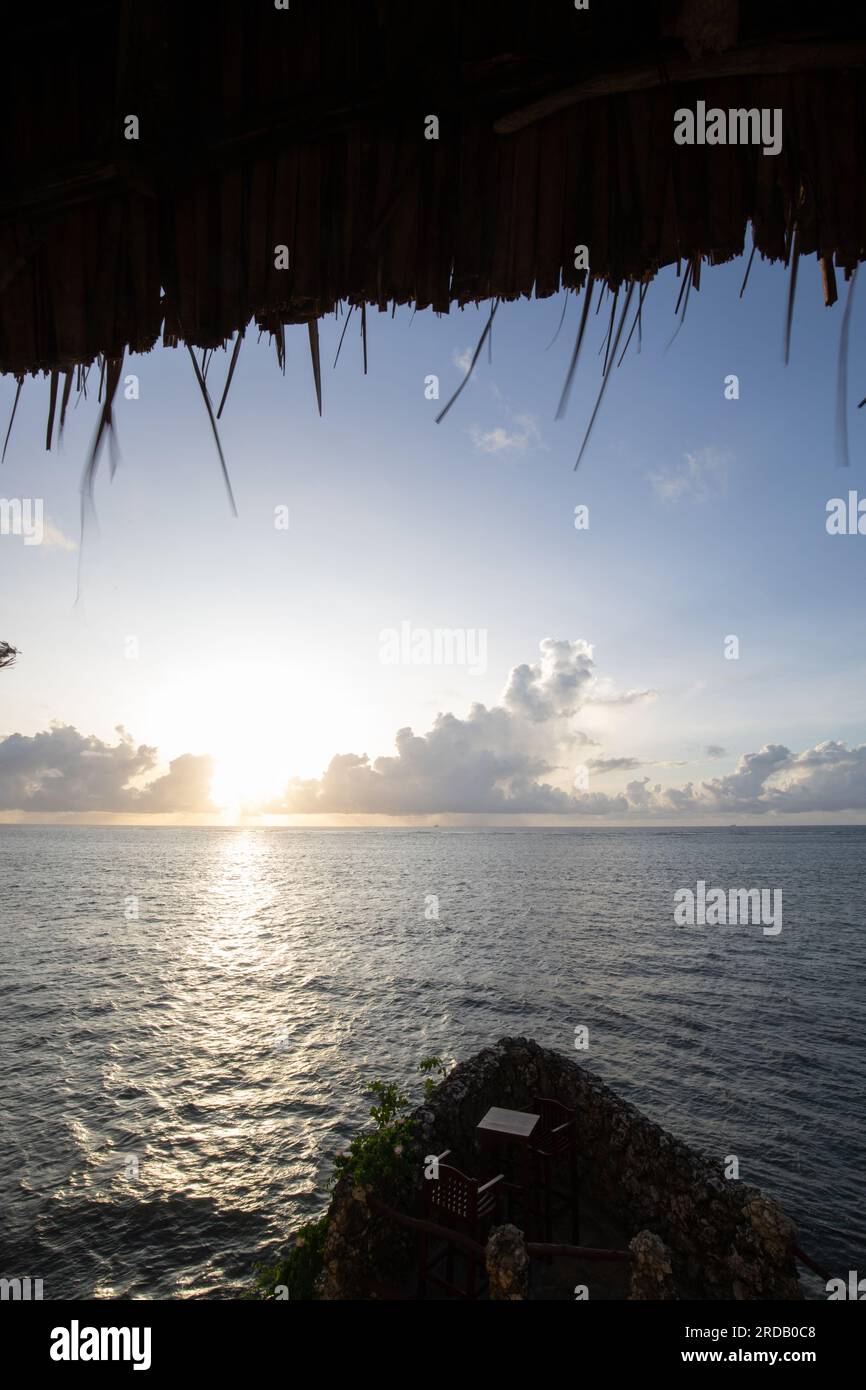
[256,1055,454,1298]
[419,1055,449,1097]
[255,1214,329,1301]
[331,1078,414,1189]
[367,1079,410,1128]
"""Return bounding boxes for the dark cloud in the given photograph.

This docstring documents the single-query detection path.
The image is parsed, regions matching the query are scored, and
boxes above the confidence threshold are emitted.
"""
[570,742,866,816]
[587,756,644,775]
[0,724,215,813]
[135,752,217,813]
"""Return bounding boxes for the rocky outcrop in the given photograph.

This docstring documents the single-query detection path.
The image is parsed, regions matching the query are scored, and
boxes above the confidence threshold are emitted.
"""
[486,1224,531,1300]
[628,1230,677,1300]
[320,1036,803,1300]
[319,1184,374,1300]
[320,1175,416,1301]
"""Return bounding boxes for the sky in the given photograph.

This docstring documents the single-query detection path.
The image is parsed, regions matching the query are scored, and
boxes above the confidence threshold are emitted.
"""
[1,250,865,825]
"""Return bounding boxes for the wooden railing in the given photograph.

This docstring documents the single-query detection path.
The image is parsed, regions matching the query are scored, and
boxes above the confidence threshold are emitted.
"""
[367,1193,487,1259]
[367,1194,632,1268]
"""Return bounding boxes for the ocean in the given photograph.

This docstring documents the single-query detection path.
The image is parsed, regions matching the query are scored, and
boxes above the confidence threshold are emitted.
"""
[1,824,863,1298]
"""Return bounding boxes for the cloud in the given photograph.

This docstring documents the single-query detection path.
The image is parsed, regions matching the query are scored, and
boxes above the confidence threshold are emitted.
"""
[704,744,727,759]
[587,756,644,775]
[267,638,866,818]
[584,688,657,708]
[0,724,215,812]
[272,638,621,815]
[574,730,601,748]
[761,741,866,814]
[469,414,544,454]
[571,741,866,817]
[5,645,866,821]
[135,752,217,813]
[648,446,729,503]
[502,638,595,722]
[453,347,474,373]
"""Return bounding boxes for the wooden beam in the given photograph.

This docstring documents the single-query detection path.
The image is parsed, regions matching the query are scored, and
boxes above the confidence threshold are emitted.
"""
[494,39,866,134]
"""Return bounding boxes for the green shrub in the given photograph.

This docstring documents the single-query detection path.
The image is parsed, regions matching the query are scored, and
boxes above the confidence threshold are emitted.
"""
[331,1078,415,1189]
[255,1214,329,1300]
[419,1055,449,1097]
[255,1056,454,1297]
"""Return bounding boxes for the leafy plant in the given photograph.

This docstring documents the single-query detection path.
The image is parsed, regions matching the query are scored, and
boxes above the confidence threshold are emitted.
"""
[331,1078,415,1189]
[419,1055,449,1097]
[256,1054,455,1297]
[255,1214,329,1300]
[367,1079,410,1127]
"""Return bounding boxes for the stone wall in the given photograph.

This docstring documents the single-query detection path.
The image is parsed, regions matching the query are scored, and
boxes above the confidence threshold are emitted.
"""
[321,1036,802,1300]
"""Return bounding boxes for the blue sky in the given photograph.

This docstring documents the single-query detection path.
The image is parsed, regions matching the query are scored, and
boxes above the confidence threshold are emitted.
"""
[1,250,865,822]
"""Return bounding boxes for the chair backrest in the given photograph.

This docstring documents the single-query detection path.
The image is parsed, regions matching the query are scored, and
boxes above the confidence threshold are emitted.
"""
[532,1095,576,1136]
[425,1162,480,1224]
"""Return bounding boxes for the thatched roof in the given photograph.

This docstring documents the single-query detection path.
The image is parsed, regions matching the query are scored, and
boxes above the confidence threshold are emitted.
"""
[2,0,864,392]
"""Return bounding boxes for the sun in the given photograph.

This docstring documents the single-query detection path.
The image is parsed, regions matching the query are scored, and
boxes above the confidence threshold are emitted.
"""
[211,748,285,821]
[146,661,337,822]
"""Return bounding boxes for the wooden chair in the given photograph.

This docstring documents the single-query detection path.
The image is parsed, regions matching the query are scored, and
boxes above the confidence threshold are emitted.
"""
[527,1097,579,1242]
[417,1151,504,1299]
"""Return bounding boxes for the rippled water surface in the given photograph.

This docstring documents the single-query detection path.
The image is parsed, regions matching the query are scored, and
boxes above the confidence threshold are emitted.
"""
[1,825,864,1298]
